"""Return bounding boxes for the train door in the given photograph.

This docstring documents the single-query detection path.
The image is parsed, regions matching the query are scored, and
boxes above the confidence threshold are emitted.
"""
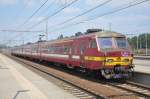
[71,39,80,67]
[71,38,89,67]
[79,38,89,68]
[37,42,42,60]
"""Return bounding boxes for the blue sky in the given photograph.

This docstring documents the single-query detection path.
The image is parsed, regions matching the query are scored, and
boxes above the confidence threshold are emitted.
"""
[0,0,150,46]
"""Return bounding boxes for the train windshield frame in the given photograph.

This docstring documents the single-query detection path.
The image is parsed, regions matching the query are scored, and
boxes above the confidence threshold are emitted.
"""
[97,37,113,50]
[97,37,129,50]
[115,37,127,49]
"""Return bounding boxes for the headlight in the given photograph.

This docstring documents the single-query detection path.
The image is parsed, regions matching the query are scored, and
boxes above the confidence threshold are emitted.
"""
[104,69,111,73]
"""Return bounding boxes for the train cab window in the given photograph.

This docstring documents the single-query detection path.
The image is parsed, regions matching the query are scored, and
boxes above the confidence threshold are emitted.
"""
[98,38,113,49]
[115,37,127,48]
[90,40,97,48]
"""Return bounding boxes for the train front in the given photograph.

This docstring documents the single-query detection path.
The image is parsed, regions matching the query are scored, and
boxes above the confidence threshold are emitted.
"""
[97,32,134,79]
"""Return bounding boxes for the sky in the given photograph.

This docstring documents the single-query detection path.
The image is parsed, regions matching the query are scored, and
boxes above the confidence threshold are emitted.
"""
[0,0,150,46]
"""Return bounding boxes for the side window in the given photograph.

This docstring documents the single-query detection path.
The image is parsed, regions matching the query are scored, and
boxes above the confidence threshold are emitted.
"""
[64,47,68,52]
[90,40,97,48]
[72,46,78,54]
[80,43,86,54]
[64,46,70,53]
[80,47,85,54]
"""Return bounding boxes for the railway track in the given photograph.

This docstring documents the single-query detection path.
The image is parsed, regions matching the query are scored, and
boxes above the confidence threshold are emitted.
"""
[7,54,150,99]
[8,55,104,99]
[107,81,150,98]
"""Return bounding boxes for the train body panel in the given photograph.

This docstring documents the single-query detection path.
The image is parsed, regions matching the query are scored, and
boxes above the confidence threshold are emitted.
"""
[11,30,134,79]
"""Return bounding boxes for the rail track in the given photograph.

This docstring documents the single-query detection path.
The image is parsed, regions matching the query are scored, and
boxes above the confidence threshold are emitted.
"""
[8,55,105,99]
[7,54,150,99]
[107,81,150,98]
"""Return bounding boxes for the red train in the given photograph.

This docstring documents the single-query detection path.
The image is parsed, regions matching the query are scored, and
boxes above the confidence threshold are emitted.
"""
[11,30,134,79]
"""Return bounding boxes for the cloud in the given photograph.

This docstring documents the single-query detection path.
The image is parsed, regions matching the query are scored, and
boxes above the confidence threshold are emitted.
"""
[0,0,17,5]
[85,0,104,6]
[112,15,150,32]
[86,0,150,8]
[80,12,150,33]
[23,0,38,8]
[107,0,150,11]
[57,0,73,5]
[86,0,133,7]
[112,15,150,24]
[63,7,80,14]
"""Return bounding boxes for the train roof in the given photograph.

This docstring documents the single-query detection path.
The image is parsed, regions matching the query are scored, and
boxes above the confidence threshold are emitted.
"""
[95,31,125,38]
[44,31,126,44]
[74,31,125,38]
[14,30,126,48]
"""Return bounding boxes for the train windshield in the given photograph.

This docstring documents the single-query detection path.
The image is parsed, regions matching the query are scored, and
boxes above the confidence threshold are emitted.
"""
[115,37,127,48]
[97,37,128,50]
[98,38,113,49]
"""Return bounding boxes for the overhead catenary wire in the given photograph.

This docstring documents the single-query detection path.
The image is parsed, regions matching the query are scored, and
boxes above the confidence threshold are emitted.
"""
[3,0,50,44]
[38,0,56,16]
[11,0,78,42]
[0,30,44,33]
[5,0,57,44]
[48,0,150,33]
[27,0,80,30]
[16,0,49,29]
[3,0,79,45]
[85,0,150,22]
[13,0,32,22]
[19,0,111,42]
[48,0,113,29]
[4,32,41,46]
[5,0,150,46]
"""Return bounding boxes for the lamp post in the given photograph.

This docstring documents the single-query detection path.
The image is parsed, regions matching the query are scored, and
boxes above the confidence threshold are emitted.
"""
[145,33,148,56]
[136,35,139,54]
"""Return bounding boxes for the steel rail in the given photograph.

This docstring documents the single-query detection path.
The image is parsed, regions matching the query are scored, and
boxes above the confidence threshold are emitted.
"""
[107,82,150,98]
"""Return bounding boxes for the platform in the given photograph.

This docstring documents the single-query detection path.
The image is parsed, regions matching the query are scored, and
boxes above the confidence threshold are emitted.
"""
[0,54,78,99]
[134,56,150,59]
[134,59,150,74]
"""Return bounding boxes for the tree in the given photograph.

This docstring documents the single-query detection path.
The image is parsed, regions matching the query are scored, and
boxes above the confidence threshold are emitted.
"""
[75,32,82,36]
[57,34,64,39]
[127,33,150,49]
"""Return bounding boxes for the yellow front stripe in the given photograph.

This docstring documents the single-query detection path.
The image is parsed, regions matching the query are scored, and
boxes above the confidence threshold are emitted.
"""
[105,61,131,66]
[84,56,105,61]
[84,56,133,63]
[105,57,133,66]
[105,57,133,61]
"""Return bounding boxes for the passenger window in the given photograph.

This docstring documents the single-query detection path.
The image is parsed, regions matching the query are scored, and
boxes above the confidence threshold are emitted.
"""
[72,46,78,54]
[80,43,86,54]
[64,47,68,52]
[90,40,97,48]
[80,47,85,54]
[64,46,70,53]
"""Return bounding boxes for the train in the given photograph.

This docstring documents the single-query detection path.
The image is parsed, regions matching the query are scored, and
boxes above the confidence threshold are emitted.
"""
[11,29,134,79]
